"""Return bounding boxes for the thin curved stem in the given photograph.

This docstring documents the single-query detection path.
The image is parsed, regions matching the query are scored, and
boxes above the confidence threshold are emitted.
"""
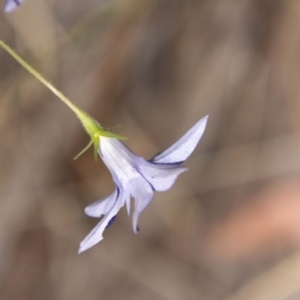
[0,39,81,116]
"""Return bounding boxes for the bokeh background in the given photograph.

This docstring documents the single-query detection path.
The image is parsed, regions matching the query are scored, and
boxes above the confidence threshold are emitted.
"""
[1,0,300,299]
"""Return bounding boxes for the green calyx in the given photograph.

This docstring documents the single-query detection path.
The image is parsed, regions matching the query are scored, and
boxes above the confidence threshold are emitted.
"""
[74,109,127,160]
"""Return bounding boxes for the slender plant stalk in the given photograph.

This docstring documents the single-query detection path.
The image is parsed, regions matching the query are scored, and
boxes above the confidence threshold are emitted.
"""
[0,39,81,116]
[0,38,126,159]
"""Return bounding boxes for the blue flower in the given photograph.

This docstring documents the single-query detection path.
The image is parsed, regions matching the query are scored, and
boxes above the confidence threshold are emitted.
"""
[79,116,208,253]
[4,0,24,12]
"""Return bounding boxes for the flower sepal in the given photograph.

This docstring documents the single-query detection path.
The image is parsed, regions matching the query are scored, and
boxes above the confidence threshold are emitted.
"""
[74,109,127,161]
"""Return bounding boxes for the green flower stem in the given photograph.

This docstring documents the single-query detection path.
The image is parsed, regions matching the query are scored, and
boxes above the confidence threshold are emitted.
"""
[0,39,126,159]
[0,40,81,116]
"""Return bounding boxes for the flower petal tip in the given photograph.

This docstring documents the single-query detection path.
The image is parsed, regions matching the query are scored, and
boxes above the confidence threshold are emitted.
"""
[152,115,209,164]
[195,115,209,130]
[202,115,209,125]
[78,244,91,254]
[78,244,87,254]
[84,206,93,217]
[78,237,101,254]
[78,238,94,253]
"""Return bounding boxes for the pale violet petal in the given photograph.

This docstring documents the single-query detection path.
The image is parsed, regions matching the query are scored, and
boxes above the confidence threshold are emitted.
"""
[84,189,118,218]
[99,137,139,187]
[130,177,154,233]
[125,194,131,215]
[4,0,24,12]
[100,137,188,192]
[153,115,208,164]
[79,189,125,253]
[139,162,187,191]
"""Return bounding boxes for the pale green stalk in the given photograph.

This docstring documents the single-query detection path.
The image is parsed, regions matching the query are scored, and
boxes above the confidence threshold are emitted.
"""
[0,39,126,159]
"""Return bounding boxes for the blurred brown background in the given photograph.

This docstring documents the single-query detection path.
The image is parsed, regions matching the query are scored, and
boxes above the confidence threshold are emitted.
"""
[1,0,300,299]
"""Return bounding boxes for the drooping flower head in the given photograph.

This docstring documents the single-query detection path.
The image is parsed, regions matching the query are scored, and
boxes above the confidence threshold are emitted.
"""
[79,116,208,253]
[0,39,208,254]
